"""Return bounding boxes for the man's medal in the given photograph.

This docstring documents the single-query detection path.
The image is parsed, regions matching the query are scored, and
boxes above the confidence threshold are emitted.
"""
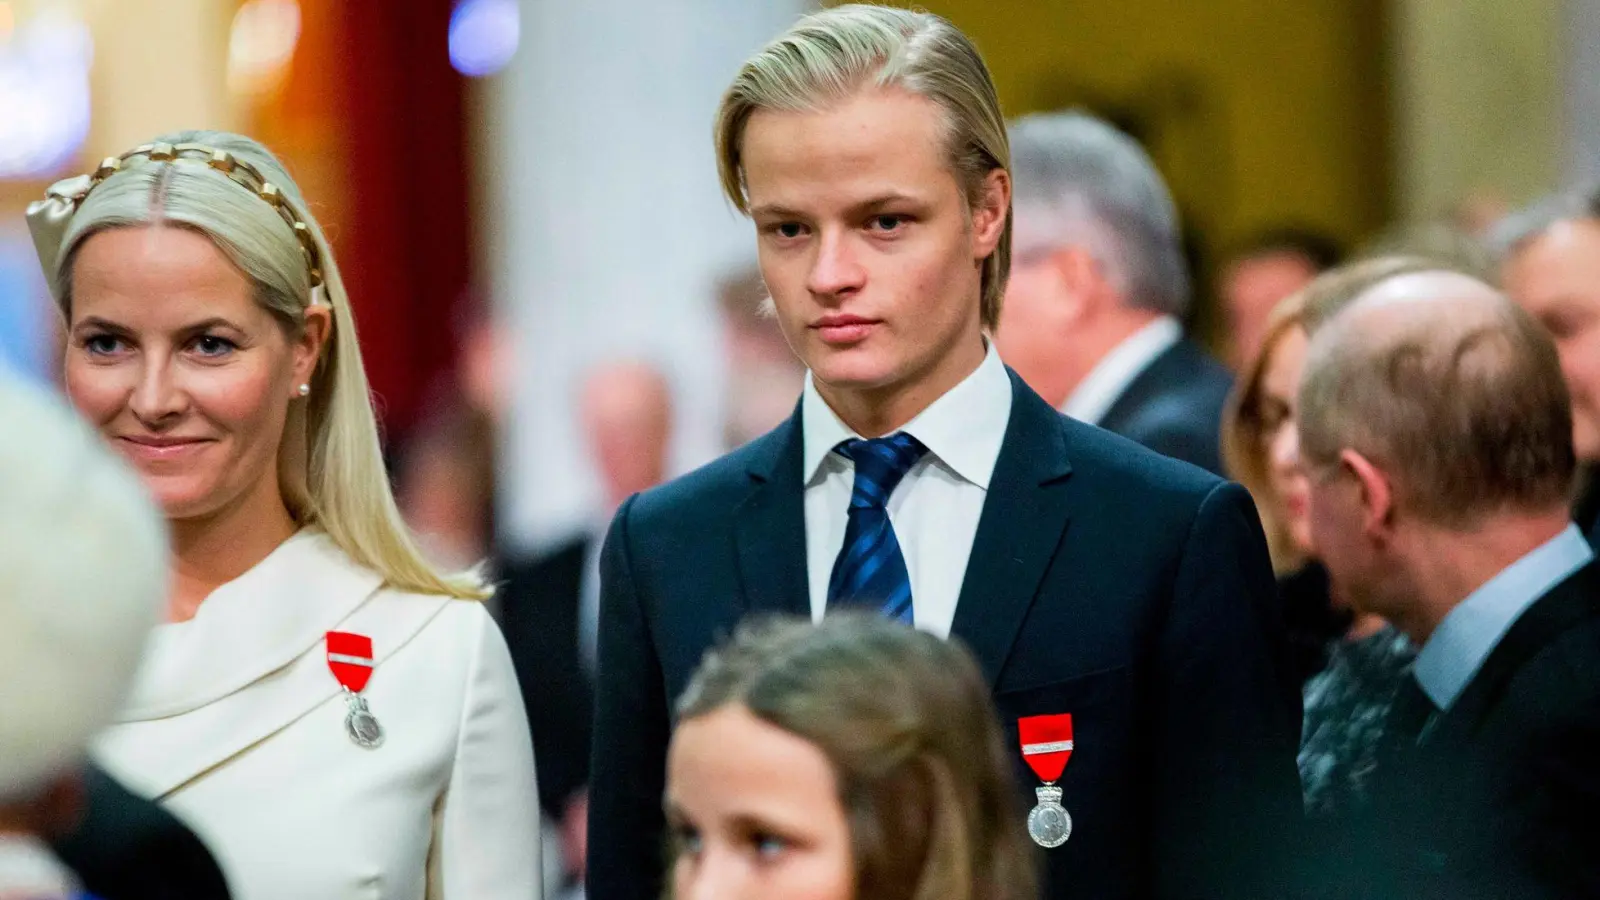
[1019,713,1074,848]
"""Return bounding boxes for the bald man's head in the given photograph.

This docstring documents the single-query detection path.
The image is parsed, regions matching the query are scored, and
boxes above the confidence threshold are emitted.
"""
[581,362,674,505]
[1297,269,1574,525]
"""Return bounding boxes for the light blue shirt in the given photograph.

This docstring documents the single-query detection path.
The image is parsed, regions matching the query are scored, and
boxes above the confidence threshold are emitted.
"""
[1413,524,1594,712]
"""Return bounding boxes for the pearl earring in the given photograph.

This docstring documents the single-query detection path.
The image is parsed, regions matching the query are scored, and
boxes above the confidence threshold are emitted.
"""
[297,384,311,397]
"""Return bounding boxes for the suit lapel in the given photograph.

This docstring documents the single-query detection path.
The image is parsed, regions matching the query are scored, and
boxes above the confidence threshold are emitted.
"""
[1096,342,1181,436]
[1425,563,1600,750]
[1575,469,1600,548]
[950,371,1074,688]
[734,407,810,617]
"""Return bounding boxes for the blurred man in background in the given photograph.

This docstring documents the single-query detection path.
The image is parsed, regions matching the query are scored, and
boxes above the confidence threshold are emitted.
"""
[496,360,674,900]
[1493,185,1600,545]
[1000,110,1232,475]
[1298,270,1600,898]
[715,264,805,449]
[1219,227,1343,371]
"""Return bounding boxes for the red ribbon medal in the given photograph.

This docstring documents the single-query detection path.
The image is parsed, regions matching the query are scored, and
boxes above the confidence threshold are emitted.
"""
[326,631,384,748]
[1018,713,1074,848]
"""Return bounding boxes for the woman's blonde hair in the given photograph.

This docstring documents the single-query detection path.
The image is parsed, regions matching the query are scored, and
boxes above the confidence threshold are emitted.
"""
[672,614,1036,900]
[1221,292,1308,572]
[39,130,486,600]
[1221,254,1451,572]
[713,4,1012,331]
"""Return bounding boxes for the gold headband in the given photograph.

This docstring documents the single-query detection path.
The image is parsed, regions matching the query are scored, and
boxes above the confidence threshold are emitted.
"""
[25,141,326,300]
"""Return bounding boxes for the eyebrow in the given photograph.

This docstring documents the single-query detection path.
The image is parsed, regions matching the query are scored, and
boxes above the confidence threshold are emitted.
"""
[177,317,247,335]
[72,316,133,335]
[725,810,809,838]
[853,192,923,211]
[750,192,926,219]
[72,316,246,336]
[1548,295,1597,314]
[749,203,806,219]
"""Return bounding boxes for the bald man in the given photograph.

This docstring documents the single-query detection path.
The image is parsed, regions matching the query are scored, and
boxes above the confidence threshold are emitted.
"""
[496,360,674,894]
[1296,269,1600,898]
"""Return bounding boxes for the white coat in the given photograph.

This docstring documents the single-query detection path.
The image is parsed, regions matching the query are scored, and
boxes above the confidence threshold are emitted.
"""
[94,531,541,900]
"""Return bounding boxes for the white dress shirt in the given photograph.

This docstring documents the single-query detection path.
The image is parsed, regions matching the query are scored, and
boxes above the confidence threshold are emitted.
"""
[95,531,541,900]
[802,342,1013,638]
[1413,523,1594,711]
[1061,315,1181,425]
[577,518,608,675]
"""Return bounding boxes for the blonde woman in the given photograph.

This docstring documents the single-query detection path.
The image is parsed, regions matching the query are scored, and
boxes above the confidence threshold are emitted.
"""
[26,132,540,900]
[666,614,1036,900]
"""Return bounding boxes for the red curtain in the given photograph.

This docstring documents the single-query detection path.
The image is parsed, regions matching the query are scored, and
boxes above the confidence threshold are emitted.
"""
[333,0,470,440]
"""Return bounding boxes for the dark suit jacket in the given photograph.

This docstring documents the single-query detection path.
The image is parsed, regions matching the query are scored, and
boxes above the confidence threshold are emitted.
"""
[50,765,232,900]
[495,536,596,819]
[1097,338,1233,477]
[1280,561,1353,687]
[587,370,1303,900]
[1340,562,1600,900]
[1573,466,1600,547]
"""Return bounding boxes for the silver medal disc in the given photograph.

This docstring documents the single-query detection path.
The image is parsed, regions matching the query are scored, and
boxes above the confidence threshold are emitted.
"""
[1027,785,1072,848]
[344,693,385,748]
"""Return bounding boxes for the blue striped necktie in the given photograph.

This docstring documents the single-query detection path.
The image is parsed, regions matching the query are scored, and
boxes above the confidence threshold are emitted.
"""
[826,432,928,623]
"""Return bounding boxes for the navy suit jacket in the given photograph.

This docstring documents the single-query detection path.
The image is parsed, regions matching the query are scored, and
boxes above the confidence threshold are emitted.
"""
[588,370,1303,900]
[1573,467,1600,547]
[1097,338,1233,477]
[495,537,595,819]
[50,765,232,900]
[1336,563,1600,899]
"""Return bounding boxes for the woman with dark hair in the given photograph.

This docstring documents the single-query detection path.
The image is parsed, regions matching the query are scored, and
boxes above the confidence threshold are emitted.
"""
[664,614,1036,900]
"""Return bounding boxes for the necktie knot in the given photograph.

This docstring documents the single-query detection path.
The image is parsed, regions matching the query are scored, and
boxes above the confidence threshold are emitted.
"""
[836,433,927,510]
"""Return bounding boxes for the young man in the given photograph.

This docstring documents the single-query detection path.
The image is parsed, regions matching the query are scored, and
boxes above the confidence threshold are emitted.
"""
[1297,269,1600,897]
[587,7,1302,900]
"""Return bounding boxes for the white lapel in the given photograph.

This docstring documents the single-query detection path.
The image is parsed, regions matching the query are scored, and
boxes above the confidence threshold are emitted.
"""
[95,531,452,799]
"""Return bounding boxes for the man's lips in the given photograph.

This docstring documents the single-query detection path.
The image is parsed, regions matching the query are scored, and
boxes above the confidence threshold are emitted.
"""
[812,315,880,345]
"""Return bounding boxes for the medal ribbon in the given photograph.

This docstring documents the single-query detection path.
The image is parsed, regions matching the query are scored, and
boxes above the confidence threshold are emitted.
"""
[1018,713,1073,783]
[326,631,374,693]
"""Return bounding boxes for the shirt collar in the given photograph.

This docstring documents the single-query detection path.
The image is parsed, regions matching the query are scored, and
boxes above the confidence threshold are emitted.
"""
[1414,524,1594,711]
[801,341,1013,489]
[1061,315,1181,424]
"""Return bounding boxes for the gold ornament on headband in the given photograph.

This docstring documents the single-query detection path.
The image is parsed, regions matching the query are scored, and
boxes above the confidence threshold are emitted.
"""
[24,141,326,300]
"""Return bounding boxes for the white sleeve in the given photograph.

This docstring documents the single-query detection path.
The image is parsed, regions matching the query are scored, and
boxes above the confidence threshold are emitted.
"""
[428,604,542,899]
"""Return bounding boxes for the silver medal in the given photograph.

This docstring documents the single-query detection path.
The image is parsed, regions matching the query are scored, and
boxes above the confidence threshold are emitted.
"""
[343,688,384,748]
[1026,785,1072,848]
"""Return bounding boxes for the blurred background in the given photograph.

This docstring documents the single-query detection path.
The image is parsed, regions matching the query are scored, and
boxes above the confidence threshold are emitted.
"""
[0,0,1594,559]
